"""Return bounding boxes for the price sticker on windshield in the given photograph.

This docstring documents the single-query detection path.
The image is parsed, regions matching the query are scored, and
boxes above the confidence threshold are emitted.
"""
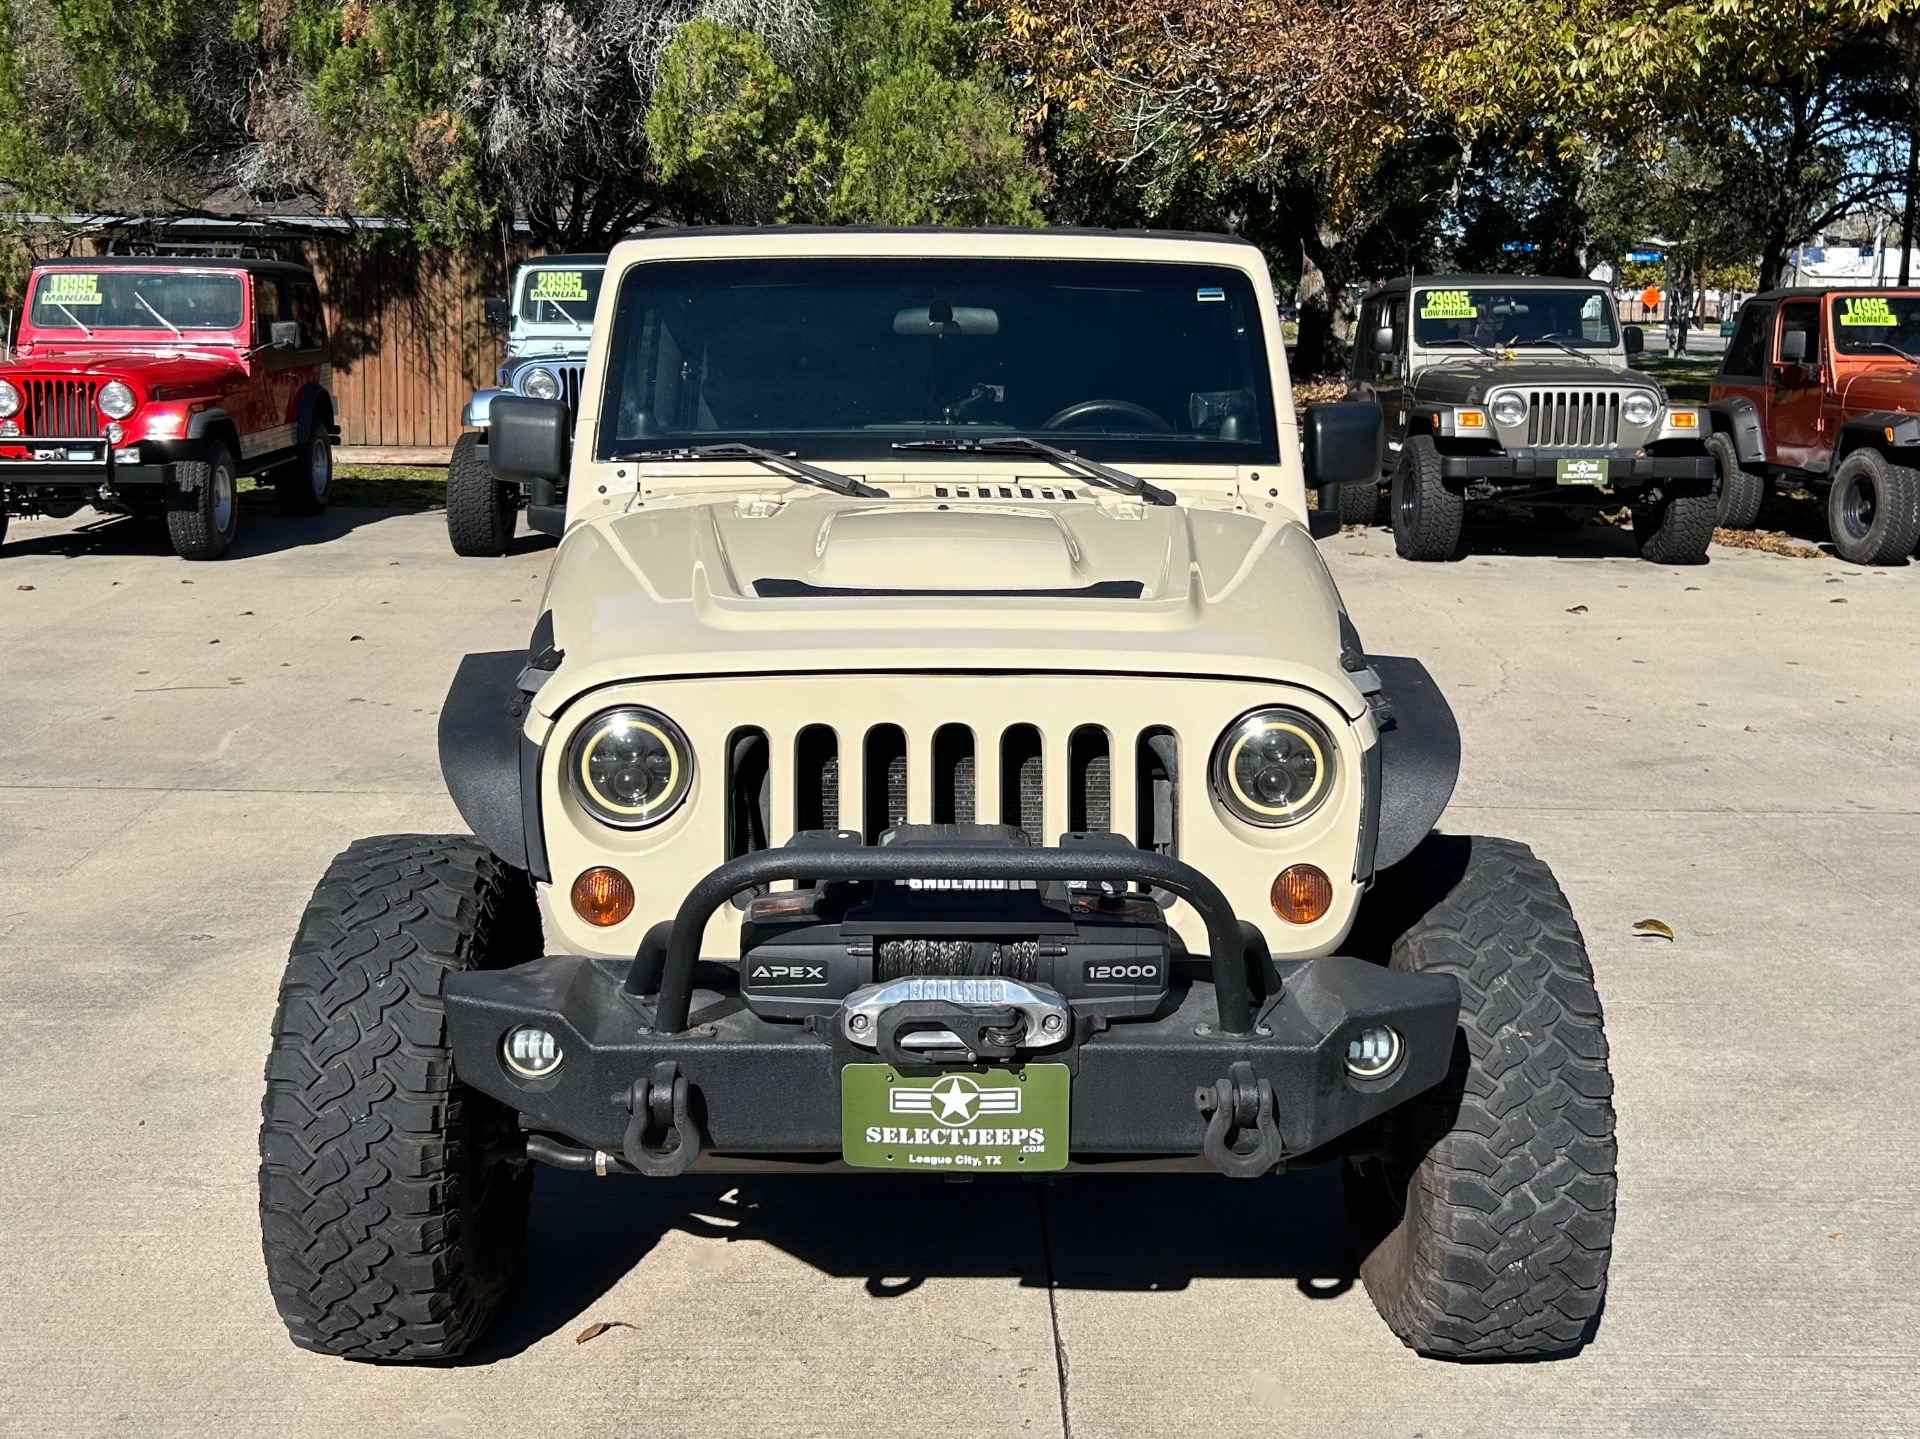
[1419,289,1477,320]
[43,273,102,306]
[529,271,589,303]
[1839,296,1897,327]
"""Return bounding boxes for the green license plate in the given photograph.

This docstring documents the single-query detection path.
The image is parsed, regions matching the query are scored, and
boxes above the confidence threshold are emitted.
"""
[1556,456,1609,486]
[841,1063,1069,1171]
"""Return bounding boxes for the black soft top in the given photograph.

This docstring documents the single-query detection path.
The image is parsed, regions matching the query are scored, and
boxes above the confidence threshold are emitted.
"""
[1371,273,1609,294]
[1744,286,1916,303]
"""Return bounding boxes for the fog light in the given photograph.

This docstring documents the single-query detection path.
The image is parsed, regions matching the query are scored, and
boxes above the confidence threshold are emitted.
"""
[104,421,125,444]
[0,420,19,438]
[503,1025,563,1078]
[1271,864,1332,924]
[571,866,634,926]
[1346,1025,1402,1079]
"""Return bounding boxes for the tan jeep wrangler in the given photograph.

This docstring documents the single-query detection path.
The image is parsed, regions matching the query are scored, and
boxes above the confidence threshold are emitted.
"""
[258,229,1617,1363]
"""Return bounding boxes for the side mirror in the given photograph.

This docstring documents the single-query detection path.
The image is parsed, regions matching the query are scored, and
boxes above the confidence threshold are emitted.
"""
[488,396,571,485]
[1371,326,1396,356]
[1303,399,1384,487]
[1623,325,1644,356]
[483,296,509,328]
[270,320,300,350]
[1778,329,1808,363]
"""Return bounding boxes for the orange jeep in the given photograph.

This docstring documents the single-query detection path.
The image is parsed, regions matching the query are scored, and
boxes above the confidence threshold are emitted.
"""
[1707,288,1919,564]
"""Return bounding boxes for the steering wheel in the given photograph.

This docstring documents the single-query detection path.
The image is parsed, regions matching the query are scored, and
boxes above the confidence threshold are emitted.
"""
[1041,398,1174,433]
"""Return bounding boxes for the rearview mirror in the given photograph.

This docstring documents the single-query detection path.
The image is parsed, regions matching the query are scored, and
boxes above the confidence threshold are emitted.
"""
[1623,325,1644,356]
[893,304,999,336]
[1303,400,1384,487]
[1778,329,1808,363]
[488,396,571,485]
[483,296,509,328]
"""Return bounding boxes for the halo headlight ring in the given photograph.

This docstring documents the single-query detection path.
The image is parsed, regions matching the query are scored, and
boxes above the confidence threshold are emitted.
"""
[566,706,694,829]
[1211,707,1338,828]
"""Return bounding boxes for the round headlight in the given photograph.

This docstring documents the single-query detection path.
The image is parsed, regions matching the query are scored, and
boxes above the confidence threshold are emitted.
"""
[567,707,693,828]
[521,367,560,401]
[98,380,136,420]
[1490,391,1529,428]
[1621,391,1660,427]
[1212,707,1337,827]
[0,380,19,418]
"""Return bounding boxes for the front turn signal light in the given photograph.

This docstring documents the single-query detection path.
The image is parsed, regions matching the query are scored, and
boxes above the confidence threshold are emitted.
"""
[1271,864,1333,924]
[571,866,635,926]
[1668,410,1698,428]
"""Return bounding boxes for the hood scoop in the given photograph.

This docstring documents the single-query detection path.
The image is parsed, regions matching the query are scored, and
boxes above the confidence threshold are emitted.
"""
[792,508,1090,593]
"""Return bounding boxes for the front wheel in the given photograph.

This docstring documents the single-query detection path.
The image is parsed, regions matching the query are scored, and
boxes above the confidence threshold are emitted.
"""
[1827,449,1920,565]
[1630,480,1716,564]
[1389,436,1463,561]
[446,431,517,557]
[258,834,541,1359]
[165,441,239,560]
[1705,432,1764,530]
[272,428,332,517]
[1344,835,1617,1360]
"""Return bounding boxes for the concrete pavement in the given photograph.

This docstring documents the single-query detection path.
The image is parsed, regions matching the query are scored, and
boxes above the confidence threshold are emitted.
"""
[0,503,1914,1438]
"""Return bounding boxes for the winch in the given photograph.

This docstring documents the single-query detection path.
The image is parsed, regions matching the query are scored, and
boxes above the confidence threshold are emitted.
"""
[736,824,1174,1023]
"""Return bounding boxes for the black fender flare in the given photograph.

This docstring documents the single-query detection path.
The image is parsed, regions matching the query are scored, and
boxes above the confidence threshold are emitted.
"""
[438,621,552,879]
[1707,399,1765,465]
[1836,412,1920,462]
[293,383,336,445]
[183,406,240,455]
[1368,657,1461,872]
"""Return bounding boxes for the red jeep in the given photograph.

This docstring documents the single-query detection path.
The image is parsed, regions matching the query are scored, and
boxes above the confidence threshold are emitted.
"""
[1,256,338,560]
[1707,287,1920,565]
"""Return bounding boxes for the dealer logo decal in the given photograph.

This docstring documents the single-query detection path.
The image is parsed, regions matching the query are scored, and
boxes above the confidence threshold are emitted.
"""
[888,1074,1021,1125]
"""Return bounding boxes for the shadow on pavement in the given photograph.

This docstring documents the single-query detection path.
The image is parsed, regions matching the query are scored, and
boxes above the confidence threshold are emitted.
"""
[1,505,410,561]
[470,1164,1354,1362]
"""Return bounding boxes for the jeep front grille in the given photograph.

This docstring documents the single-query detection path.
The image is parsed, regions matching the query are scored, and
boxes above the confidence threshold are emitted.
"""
[559,364,585,415]
[20,378,103,438]
[724,722,1180,859]
[1524,390,1620,448]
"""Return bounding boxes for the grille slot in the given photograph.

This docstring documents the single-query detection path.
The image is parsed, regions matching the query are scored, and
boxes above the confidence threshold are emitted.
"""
[22,378,103,438]
[728,722,1178,859]
[1525,390,1620,448]
[560,363,585,415]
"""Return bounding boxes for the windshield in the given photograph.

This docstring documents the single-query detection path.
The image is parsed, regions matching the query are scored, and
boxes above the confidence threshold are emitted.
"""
[28,269,245,332]
[518,266,605,326]
[1830,294,1920,357]
[597,257,1276,464]
[1413,286,1618,350]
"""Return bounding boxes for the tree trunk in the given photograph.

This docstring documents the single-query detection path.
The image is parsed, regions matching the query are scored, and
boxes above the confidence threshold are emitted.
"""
[1296,219,1362,377]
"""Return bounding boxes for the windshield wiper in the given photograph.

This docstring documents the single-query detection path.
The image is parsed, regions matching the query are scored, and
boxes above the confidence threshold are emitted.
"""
[133,289,183,338]
[1862,340,1918,365]
[53,301,92,337]
[892,436,1176,505]
[1430,338,1501,359]
[1527,332,1601,365]
[610,443,887,498]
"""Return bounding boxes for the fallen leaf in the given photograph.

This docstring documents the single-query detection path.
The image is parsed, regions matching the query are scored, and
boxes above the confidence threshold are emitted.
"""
[1743,725,1757,733]
[1830,597,1847,604]
[349,634,364,641]
[1829,1232,1844,1241]
[575,1321,637,1345]
[1633,918,1676,941]
[1684,585,1700,591]
[208,638,220,645]
[1566,604,1588,614]
[181,579,194,585]
[16,584,33,591]
[240,610,254,616]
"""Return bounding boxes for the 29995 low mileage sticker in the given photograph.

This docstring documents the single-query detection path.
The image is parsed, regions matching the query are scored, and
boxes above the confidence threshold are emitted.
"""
[841,1064,1069,1170]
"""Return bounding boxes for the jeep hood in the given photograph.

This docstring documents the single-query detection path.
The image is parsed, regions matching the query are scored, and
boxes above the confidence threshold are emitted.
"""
[1412,357,1646,402]
[532,496,1364,719]
[5,348,243,391]
[1840,363,1918,415]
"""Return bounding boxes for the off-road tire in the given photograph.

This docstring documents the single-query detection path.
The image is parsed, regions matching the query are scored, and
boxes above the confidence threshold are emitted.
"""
[258,834,542,1360]
[1826,449,1920,566]
[446,432,517,557]
[1344,835,1616,1360]
[272,429,333,517]
[165,441,239,560]
[1630,480,1716,564]
[1705,432,1764,530]
[1390,436,1463,561]
[1336,477,1380,528]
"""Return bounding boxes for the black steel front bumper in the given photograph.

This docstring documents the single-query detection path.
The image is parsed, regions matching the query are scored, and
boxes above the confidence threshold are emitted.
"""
[1438,448,1715,485]
[0,447,171,501]
[443,845,1461,1174]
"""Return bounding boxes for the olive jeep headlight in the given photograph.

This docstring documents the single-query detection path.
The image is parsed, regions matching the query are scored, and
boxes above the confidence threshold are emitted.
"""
[1490,391,1529,428]
[98,380,137,420]
[0,380,19,418]
[567,707,693,828]
[1212,708,1337,827]
[521,367,560,401]
[1621,391,1660,427]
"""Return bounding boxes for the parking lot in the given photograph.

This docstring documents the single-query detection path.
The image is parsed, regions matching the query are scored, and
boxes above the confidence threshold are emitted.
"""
[1,502,1914,1439]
